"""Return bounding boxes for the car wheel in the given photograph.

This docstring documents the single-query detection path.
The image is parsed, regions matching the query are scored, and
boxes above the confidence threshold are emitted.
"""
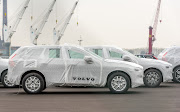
[1,70,16,88]
[143,69,162,87]
[108,72,130,94]
[22,72,45,94]
[173,66,180,83]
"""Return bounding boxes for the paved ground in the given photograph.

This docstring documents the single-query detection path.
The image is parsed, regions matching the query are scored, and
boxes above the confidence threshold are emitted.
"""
[0,82,179,112]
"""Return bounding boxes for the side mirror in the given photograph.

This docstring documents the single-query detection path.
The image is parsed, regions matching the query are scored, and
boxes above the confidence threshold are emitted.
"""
[84,56,93,64]
[122,55,132,62]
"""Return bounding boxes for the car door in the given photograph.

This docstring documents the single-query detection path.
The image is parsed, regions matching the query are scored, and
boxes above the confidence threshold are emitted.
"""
[41,47,66,84]
[64,47,102,86]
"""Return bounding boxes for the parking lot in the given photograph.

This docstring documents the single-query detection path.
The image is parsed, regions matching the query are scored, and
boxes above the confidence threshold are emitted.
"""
[0,82,179,112]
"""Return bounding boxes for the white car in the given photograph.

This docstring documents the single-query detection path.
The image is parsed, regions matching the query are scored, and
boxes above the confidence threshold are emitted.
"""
[85,46,173,87]
[7,45,144,94]
[158,46,180,83]
[0,57,15,87]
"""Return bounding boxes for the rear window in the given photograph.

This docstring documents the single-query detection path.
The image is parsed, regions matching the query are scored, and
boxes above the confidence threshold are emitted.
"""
[25,48,44,59]
[10,47,27,60]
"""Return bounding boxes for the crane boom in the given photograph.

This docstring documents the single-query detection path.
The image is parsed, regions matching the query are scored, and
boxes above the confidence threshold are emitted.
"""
[3,0,31,43]
[152,0,161,39]
[31,0,56,45]
[148,0,161,54]
[53,1,78,45]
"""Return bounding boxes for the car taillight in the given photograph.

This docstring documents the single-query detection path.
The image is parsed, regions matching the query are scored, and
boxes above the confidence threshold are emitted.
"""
[9,54,16,67]
[11,54,16,59]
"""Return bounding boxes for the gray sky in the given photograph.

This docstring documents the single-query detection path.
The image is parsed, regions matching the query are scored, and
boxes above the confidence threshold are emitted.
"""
[0,0,180,48]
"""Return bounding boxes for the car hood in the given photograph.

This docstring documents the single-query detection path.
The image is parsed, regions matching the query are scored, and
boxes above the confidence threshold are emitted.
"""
[104,59,143,69]
[0,59,8,72]
[139,58,172,66]
[0,58,8,64]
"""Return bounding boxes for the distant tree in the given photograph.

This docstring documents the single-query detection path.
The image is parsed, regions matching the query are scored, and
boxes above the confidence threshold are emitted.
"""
[128,50,134,54]
[140,51,146,54]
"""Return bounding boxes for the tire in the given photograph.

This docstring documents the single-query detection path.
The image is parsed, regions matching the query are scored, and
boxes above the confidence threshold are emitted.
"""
[173,66,180,83]
[108,72,130,94]
[143,69,162,87]
[22,72,45,94]
[1,70,16,88]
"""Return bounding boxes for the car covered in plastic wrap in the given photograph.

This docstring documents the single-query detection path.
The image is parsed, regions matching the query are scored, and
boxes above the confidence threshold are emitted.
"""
[85,46,173,87]
[0,57,15,87]
[158,46,180,83]
[7,45,144,94]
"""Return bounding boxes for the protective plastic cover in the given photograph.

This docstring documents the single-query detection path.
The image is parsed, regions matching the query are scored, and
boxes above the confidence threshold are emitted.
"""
[85,45,173,82]
[158,46,180,68]
[7,44,144,88]
[0,58,8,76]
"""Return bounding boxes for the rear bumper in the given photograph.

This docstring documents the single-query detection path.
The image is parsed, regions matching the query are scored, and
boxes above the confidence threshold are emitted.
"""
[7,69,21,85]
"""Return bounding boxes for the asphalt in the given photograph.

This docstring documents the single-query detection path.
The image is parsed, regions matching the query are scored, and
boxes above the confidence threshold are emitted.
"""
[0,82,179,112]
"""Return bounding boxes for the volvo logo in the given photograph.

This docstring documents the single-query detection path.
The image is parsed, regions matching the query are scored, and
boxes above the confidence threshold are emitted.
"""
[73,77,95,81]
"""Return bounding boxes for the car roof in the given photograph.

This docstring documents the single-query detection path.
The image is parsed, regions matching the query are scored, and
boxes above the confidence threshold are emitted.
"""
[19,44,85,50]
[85,45,123,50]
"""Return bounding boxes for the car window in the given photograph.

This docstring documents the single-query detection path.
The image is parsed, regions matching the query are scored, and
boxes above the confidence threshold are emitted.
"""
[68,50,84,59]
[145,56,152,59]
[49,48,60,58]
[92,49,103,57]
[109,50,123,58]
[22,48,44,59]
[10,47,27,59]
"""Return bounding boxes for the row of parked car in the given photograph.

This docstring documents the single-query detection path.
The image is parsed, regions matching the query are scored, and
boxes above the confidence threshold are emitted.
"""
[0,45,179,94]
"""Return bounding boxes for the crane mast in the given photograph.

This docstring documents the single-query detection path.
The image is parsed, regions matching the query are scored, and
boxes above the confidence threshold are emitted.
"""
[148,0,161,54]
[53,1,78,45]
[31,0,56,45]
[3,0,31,43]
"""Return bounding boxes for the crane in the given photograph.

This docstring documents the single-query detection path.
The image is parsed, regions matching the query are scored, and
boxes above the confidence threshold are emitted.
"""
[148,0,161,54]
[30,0,56,45]
[53,0,78,45]
[3,0,31,43]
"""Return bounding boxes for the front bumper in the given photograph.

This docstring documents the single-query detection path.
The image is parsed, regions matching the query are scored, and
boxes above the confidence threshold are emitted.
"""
[131,70,144,88]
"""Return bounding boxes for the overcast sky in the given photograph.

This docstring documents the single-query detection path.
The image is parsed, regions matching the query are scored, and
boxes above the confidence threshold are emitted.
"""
[0,0,180,48]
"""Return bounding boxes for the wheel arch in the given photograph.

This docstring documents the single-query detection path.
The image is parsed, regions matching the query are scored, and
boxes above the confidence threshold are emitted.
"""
[0,69,8,81]
[20,70,46,88]
[173,65,180,72]
[106,70,132,87]
[144,67,163,82]
[172,65,180,83]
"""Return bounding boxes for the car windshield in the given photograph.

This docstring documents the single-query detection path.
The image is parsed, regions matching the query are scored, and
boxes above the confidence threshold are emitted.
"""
[122,48,138,59]
[160,48,169,55]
